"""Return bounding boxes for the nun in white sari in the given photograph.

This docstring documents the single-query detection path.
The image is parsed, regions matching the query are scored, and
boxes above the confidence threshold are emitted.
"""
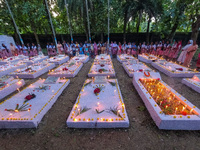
[177,40,193,63]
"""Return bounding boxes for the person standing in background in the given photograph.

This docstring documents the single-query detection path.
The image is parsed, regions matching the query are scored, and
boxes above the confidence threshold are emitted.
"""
[117,42,122,55]
[10,43,17,56]
[183,41,198,67]
[131,42,137,56]
[177,40,193,64]
[93,41,98,56]
[57,41,63,54]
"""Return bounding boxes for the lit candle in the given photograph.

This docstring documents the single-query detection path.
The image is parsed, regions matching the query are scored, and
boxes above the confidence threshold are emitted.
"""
[182,107,185,111]
[28,108,31,117]
[190,109,193,114]
[117,110,120,117]
[17,88,20,92]
[78,109,80,115]
[175,107,178,114]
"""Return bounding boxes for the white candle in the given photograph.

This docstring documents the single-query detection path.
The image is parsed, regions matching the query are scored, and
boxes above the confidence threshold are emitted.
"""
[78,109,80,115]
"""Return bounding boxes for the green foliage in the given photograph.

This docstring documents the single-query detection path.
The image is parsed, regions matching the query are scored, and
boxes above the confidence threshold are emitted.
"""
[0,0,199,41]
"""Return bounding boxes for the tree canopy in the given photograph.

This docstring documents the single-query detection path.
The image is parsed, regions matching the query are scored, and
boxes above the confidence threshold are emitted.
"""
[0,0,200,43]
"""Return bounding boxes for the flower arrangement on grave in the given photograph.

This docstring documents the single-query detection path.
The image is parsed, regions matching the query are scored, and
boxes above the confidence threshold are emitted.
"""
[176,68,183,71]
[139,78,195,115]
[100,64,105,67]
[109,106,124,120]
[68,62,75,67]
[108,81,116,86]
[24,67,36,73]
[0,82,6,88]
[98,68,108,73]
[24,93,36,103]
[94,85,104,96]
[139,69,143,72]
[62,67,68,71]
[5,93,36,112]
[75,106,91,117]
[35,85,50,91]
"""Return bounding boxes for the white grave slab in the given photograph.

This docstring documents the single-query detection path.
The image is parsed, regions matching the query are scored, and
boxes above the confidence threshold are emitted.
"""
[23,56,49,65]
[0,78,70,128]
[9,63,55,79]
[122,61,152,77]
[71,55,89,63]
[47,55,69,65]
[88,61,115,77]
[48,60,83,78]
[132,72,200,130]
[0,62,26,77]
[138,54,159,64]
[67,79,129,128]
[0,76,25,99]
[117,54,136,63]
[151,60,199,77]
[0,55,28,65]
[182,75,200,93]
[94,55,111,62]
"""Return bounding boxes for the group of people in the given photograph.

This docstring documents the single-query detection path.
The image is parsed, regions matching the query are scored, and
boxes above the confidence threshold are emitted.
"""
[0,39,199,70]
[48,40,199,68]
[0,43,42,59]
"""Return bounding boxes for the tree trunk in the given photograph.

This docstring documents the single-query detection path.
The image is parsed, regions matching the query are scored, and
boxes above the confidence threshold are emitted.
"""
[168,21,179,42]
[14,31,20,44]
[146,14,151,43]
[136,10,142,33]
[123,9,128,42]
[33,29,40,46]
[191,15,200,42]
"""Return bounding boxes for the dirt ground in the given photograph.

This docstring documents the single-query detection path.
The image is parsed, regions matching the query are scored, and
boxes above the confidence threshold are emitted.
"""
[1,58,200,150]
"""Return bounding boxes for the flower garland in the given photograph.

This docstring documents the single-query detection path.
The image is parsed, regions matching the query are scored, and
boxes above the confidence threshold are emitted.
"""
[144,71,150,77]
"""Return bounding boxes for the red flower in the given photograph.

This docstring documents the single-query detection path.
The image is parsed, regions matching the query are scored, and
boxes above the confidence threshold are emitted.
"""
[99,69,103,73]
[100,64,105,67]
[75,58,79,60]
[29,105,32,107]
[25,95,33,100]
[17,104,19,106]
[5,109,7,111]
[94,88,101,95]
[157,78,160,81]
[24,94,36,101]
[181,111,187,116]
[53,57,56,59]
[101,58,104,60]
[176,68,183,71]
[10,58,13,60]
[139,69,143,72]
[62,67,68,71]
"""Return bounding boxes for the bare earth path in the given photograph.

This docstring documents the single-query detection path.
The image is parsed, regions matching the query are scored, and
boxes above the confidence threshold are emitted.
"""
[1,58,200,150]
